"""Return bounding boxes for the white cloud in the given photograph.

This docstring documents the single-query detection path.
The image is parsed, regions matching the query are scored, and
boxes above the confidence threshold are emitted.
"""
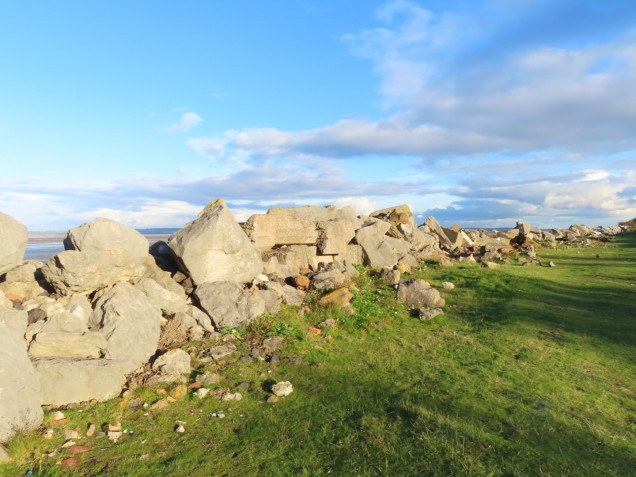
[161,112,203,134]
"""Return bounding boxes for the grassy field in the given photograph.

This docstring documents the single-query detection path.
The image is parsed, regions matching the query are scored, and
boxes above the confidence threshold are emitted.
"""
[2,234,635,476]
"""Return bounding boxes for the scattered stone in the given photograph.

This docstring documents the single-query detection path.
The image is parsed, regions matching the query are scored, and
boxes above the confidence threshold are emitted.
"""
[152,349,191,381]
[309,327,321,335]
[442,282,455,290]
[548,261,556,267]
[236,381,250,390]
[292,274,311,290]
[317,287,353,307]
[199,372,221,385]
[194,388,210,399]
[86,423,96,437]
[221,391,243,401]
[267,396,279,403]
[317,319,337,329]
[397,279,445,308]
[261,335,285,354]
[271,381,294,397]
[481,261,500,269]
[150,399,169,411]
[175,424,185,433]
[267,354,280,364]
[170,384,189,400]
[207,343,238,360]
[67,445,92,455]
[419,308,444,321]
[62,429,80,440]
[60,457,81,468]
[381,267,401,285]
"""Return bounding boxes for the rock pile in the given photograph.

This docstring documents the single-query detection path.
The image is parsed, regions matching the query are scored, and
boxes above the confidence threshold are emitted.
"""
[0,204,626,442]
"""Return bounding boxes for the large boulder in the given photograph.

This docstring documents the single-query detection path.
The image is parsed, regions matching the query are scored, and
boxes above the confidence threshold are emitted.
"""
[194,281,278,329]
[169,199,263,286]
[0,262,49,300]
[64,217,149,262]
[41,250,146,296]
[91,282,163,373]
[32,358,127,406]
[288,205,360,227]
[421,217,453,250]
[354,219,398,268]
[0,321,43,442]
[133,277,188,315]
[370,204,414,226]
[0,212,28,276]
[243,208,318,250]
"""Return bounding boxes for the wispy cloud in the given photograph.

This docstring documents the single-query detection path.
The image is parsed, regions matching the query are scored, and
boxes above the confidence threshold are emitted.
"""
[160,112,203,134]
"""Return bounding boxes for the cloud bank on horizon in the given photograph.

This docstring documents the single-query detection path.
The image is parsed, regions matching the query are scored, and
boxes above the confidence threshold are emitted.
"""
[1,0,635,230]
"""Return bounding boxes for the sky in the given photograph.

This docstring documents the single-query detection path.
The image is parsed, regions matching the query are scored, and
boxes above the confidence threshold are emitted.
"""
[1,0,635,231]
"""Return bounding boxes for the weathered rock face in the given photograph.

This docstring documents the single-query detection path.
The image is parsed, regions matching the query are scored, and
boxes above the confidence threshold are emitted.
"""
[41,250,146,296]
[0,212,28,276]
[288,205,360,227]
[316,219,356,256]
[422,217,453,250]
[169,199,263,286]
[397,279,445,308]
[32,358,127,406]
[354,219,399,268]
[0,321,43,442]
[64,217,149,262]
[151,349,191,382]
[134,277,188,315]
[194,281,278,329]
[243,208,318,251]
[91,282,163,373]
[0,262,49,300]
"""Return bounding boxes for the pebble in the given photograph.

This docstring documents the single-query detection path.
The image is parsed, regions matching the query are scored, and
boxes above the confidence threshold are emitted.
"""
[442,282,455,289]
[61,440,76,448]
[62,429,79,440]
[86,423,96,437]
[51,411,65,421]
[175,424,185,433]
[194,388,210,399]
[266,396,279,403]
[267,354,280,364]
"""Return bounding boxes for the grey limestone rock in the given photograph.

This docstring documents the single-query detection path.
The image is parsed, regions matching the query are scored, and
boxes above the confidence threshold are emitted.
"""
[64,217,149,263]
[0,321,43,442]
[91,282,163,373]
[0,212,28,276]
[169,199,263,286]
[397,278,445,308]
[32,358,128,406]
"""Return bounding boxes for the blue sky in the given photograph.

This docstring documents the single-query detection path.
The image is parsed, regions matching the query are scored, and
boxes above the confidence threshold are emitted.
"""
[1,0,635,231]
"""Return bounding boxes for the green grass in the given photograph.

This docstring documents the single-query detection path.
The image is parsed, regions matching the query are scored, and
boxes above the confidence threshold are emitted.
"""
[2,235,635,476]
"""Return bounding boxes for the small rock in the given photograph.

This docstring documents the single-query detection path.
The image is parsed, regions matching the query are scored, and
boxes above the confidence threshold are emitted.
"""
[236,381,250,390]
[548,261,556,267]
[316,287,353,307]
[267,354,279,365]
[61,439,76,448]
[292,275,310,290]
[221,391,243,401]
[317,319,337,329]
[60,457,81,468]
[62,429,79,440]
[271,381,293,397]
[419,308,443,321]
[481,261,500,269]
[442,282,455,290]
[207,343,238,360]
[86,423,96,437]
[175,424,185,433]
[267,396,279,403]
[309,327,321,335]
[150,399,169,410]
[199,372,221,385]
[51,411,65,421]
[67,445,92,455]
[240,355,254,363]
[194,388,210,399]
[170,384,189,400]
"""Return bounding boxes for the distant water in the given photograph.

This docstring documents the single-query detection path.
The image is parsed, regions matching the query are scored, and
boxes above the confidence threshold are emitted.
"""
[25,229,178,262]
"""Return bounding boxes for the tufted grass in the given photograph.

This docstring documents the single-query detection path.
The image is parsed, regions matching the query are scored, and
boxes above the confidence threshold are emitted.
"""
[2,234,635,476]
